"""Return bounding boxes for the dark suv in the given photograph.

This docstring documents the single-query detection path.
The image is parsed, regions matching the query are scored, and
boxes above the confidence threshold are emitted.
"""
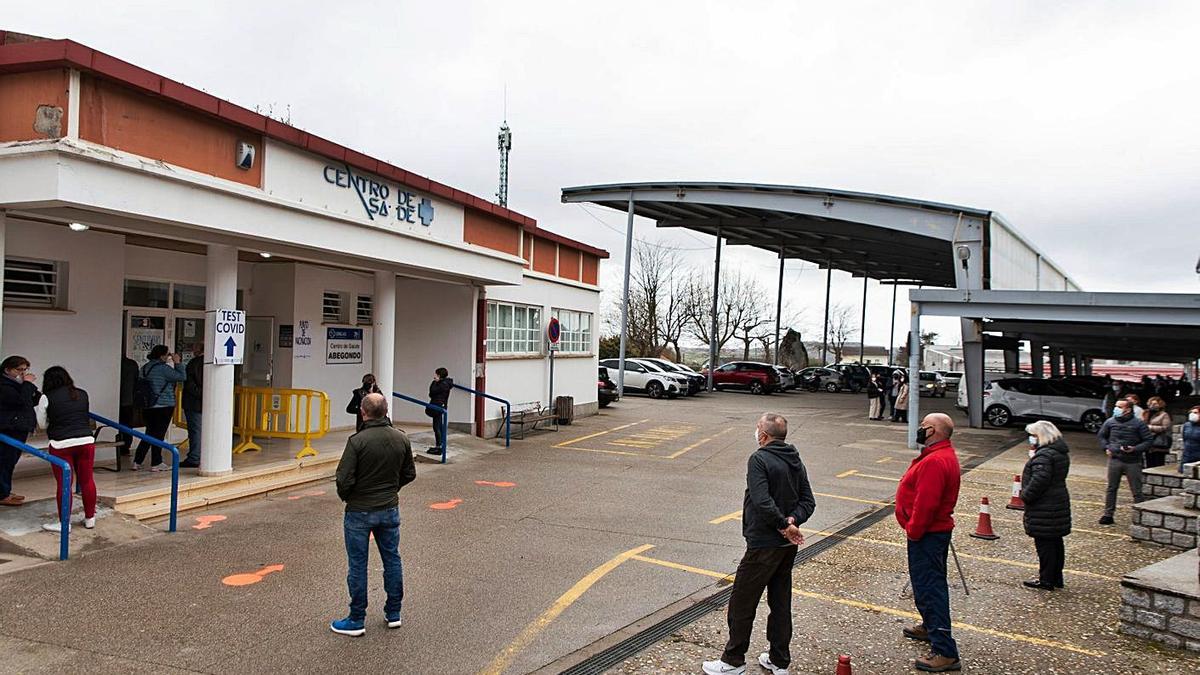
[831,364,871,393]
[705,361,781,394]
[598,366,618,408]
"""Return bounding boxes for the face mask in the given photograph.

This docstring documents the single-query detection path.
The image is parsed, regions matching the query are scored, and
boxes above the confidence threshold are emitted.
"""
[1149,406,1161,412]
[1113,408,1125,418]
[754,430,762,447]
[1028,435,1038,447]
[1190,413,1200,423]
[916,426,931,445]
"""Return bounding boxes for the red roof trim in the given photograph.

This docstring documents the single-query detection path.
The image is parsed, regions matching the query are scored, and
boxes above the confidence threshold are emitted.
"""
[0,35,608,259]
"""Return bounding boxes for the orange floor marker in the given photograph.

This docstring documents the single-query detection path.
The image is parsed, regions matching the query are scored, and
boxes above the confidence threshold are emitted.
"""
[475,480,516,488]
[192,515,227,530]
[287,489,327,500]
[431,498,464,510]
[222,564,284,587]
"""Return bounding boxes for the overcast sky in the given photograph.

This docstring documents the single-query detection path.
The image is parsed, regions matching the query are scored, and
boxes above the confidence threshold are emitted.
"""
[7,1,1198,350]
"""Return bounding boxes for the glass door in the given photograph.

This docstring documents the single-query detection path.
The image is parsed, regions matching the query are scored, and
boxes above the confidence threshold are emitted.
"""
[126,312,167,362]
[174,314,206,363]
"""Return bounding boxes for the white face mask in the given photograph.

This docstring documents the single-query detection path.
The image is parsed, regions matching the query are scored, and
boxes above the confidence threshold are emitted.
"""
[754,430,762,447]
[1028,435,1038,447]
[1190,413,1200,423]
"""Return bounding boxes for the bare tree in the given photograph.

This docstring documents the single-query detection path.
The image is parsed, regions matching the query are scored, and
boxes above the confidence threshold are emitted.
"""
[683,273,743,363]
[825,302,858,364]
[919,330,939,369]
[732,277,773,360]
[608,241,686,358]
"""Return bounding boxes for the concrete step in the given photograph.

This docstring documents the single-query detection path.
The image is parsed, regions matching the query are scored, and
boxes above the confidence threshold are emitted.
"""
[1120,549,1200,652]
[1142,465,1200,499]
[111,454,340,521]
[1131,495,1199,550]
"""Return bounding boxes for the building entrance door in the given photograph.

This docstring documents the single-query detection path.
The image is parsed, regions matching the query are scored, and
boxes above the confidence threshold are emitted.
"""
[243,316,274,386]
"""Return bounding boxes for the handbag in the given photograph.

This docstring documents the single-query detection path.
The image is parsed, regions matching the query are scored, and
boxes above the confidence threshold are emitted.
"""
[1152,431,1172,450]
[345,391,361,416]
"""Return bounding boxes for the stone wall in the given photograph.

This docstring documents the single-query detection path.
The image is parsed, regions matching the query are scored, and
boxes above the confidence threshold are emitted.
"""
[1119,585,1200,651]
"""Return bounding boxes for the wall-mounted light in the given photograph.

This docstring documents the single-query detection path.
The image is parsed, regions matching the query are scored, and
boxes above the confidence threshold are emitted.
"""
[68,222,89,232]
[259,252,272,259]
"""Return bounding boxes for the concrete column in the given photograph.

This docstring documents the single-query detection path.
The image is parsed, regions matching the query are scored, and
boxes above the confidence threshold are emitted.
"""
[0,210,6,351]
[1063,352,1074,377]
[908,306,921,448]
[200,244,237,476]
[1030,340,1044,379]
[373,271,397,405]
[962,320,984,428]
[1049,347,1061,378]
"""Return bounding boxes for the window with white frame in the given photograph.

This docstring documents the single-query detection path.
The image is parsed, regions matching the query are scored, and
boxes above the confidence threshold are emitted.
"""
[323,291,349,324]
[487,300,542,355]
[5,257,68,309]
[356,295,373,325]
[552,308,593,353]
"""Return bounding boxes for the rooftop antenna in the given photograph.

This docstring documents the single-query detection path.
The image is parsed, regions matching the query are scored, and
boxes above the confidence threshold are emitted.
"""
[497,85,512,207]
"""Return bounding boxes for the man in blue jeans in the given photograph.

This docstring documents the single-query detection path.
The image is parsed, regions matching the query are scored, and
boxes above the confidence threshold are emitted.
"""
[331,392,416,636]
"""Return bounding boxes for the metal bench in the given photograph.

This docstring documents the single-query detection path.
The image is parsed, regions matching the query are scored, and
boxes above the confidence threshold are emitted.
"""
[504,401,558,439]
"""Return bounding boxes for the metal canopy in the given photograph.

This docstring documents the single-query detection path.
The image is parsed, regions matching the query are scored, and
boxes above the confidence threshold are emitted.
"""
[562,182,993,286]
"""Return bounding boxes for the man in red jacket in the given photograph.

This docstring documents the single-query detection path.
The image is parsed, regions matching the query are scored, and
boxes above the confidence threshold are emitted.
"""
[895,412,961,672]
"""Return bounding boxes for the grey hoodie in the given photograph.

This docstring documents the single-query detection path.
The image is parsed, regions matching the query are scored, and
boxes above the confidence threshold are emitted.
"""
[741,440,817,549]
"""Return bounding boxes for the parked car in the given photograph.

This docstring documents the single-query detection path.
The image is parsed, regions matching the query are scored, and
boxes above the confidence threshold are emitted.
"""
[918,371,948,397]
[598,366,618,408]
[629,358,697,396]
[938,370,964,390]
[831,364,871,393]
[599,358,682,399]
[705,361,780,394]
[981,378,1107,432]
[773,366,797,391]
[957,371,1028,412]
[637,357,706,396]
[795,366,843,393]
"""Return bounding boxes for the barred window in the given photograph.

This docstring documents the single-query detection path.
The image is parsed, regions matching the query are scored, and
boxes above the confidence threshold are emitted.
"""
[487,301,542,355]
[5,258,68,309]
[551,308,593,354]
[323,291,349,324]
[356,295,373,325]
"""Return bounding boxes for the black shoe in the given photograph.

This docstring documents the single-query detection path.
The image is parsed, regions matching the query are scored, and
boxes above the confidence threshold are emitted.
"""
[425,447,442,455]
[1023,579,1055,591]
[180,461,200,468]
[1098,516,1114,525]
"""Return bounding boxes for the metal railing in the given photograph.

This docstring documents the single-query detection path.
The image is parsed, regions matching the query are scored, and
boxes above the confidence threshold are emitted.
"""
[173,386,330,460]
[90,413,179,533]
[0,433,71,560]
[450,383,510,448]
[392,392,447,464]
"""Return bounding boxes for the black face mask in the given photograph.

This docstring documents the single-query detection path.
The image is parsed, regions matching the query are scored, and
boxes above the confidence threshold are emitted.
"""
[916,426,932,445]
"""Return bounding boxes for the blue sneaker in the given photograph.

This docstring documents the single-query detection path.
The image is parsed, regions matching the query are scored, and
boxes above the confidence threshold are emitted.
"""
[330,617,365,636]
[386,612,402,629]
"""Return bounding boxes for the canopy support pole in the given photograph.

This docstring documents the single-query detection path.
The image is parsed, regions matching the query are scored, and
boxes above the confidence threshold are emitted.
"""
[821,261,832,366]
[707,228,722,391]
[616,193,635,397]
[774,251,784,366]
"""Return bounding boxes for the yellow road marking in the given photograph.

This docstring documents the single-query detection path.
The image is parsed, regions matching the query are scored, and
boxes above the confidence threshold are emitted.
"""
[986,513,1128,539]
[480,544,655,675]
[709,509,743,525]
[847,471,900,482]
[875,456,893,464]
[835,469,859,479]
[631,554,1106,657]
[554,419,649,448]
[969,466,1108,486]
[667,426,735,459]
[815,492,890,505]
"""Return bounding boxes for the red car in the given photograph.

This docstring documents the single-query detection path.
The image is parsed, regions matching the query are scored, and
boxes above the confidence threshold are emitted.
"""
[705,361,780,395]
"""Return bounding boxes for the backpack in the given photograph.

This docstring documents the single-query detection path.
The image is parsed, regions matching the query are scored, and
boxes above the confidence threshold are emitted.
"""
[133,362,169,409]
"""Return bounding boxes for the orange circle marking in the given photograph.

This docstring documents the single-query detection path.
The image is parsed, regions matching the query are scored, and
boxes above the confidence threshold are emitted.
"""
[222,564,284,587]
[474,481,516,488]
[430,498,463,510]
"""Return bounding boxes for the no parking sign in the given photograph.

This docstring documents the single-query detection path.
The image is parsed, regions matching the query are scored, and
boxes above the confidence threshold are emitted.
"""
[547,317,561,350]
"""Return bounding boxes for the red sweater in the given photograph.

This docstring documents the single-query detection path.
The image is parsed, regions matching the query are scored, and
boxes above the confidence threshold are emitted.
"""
[895,439,961,541]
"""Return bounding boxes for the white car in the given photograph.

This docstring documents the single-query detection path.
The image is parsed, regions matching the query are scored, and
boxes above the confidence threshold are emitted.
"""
[636,357,706,395]
[982,378,1107,432]
[599,358,682,399]
[957,371,1027,412]
[773,366,797,391]
[628,358,695,396]
[939,370,964,390]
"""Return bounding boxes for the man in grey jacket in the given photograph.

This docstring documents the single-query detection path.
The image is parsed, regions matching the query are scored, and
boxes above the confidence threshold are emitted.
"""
[330,393,416,636]
[1098,398,1153,525]
[704,413,816,675]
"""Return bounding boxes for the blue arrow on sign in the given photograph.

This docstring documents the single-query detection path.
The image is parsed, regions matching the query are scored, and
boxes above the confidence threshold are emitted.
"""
[224,336,237,357]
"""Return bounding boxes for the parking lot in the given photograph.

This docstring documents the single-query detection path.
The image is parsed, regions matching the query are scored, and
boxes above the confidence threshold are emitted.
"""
[0,386,1189,674]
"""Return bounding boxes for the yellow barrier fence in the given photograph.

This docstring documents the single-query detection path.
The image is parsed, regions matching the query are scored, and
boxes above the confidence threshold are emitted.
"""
[173,385,331,459]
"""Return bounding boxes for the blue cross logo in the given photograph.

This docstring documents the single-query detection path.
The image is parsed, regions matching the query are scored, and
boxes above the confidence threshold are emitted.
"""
[418,198,435,226]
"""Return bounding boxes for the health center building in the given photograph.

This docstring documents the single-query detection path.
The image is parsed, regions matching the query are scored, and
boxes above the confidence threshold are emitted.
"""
[0,31,606,478]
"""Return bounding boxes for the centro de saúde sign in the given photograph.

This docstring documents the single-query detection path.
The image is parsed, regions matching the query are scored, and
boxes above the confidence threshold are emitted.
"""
[323,164,435,226]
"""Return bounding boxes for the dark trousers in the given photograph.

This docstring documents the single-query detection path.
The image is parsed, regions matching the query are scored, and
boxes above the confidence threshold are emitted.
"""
[1144,451,1166,469]
[344,507,404,621]
[134,406,173,467]
[432,410,446,448]
[721,545,797,668]
[907,531,959,659]
[0,430,28,499]
[1033,536,1065,587]
[1103,458,1144,518]
[887,394,897,417]
[117,405,135,453]
[184,409,202,465]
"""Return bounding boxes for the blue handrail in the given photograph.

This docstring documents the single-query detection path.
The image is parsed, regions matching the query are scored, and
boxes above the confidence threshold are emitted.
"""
[391,392,448,464]
[0,433,71,560]
[89,413,179,533]
[451,383,510,448]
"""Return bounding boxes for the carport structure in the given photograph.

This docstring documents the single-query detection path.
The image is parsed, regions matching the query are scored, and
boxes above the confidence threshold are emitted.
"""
[561,182,1076,430]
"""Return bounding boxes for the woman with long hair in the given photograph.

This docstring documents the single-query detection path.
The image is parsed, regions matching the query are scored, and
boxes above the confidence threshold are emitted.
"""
[1144,396,1173,469]
[135,345,186,471]
[35,366,97,531]
[347,374,382,433]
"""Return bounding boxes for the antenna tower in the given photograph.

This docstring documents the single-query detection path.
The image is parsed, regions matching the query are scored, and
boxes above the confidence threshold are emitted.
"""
[497,121,512,207]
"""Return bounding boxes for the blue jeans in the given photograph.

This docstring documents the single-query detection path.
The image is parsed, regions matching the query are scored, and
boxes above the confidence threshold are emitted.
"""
[344,507,404,621]
[184,410,202,464]
[907,531,959,659]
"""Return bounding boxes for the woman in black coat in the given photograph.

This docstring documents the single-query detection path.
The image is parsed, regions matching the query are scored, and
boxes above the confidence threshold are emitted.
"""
[347,374,381,433]
[1019,420,1072,590]
[0,355,41,506]
[427,367,453,455]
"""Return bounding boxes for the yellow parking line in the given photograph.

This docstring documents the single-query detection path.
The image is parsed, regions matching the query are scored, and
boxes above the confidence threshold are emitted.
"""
[875,456,893,464]
[835,469,859,479]
[667,426,734,459]
[709,509,743,525]
[480,544,655,675]
[969,466,1108,486]
[554,419,649,448]
[814,492,890,506]
[630,554,1105,657]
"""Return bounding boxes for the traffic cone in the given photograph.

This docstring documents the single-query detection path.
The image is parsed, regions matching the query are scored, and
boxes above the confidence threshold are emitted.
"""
[836,654,852,675]
[968,497,1000,540]
[1006,474,1025,510]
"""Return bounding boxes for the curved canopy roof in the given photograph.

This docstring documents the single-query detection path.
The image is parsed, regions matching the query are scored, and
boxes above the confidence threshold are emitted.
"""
[562,182,995,287]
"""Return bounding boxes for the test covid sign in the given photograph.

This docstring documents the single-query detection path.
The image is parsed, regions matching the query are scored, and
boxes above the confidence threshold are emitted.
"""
[326,327,363,365]
[208,309,246,365]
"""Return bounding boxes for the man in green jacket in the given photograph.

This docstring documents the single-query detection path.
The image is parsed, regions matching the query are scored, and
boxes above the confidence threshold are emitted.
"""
[331,393,416,637]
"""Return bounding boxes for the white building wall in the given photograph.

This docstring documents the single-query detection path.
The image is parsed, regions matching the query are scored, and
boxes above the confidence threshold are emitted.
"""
[2,222,125,417]
[484,273,600,427]
[246,262,297,388]
[392,278,476,427]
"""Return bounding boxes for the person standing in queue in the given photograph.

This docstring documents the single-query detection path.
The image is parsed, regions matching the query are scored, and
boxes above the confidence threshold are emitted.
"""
[427,367,452,455]
[867,372,885,421]
[1097,398,1153,525]
[703,412,815,675]
[896,412,962,673]
[1180,405,1200,473]
[117,354,139,458]
[1019,421,1071,591]
[892,372,910,424]
[1143,397,1173,469]
[35,366,98,531]
[347,374,381,433]
[331,393,415,637]
[0,355,40,506]
[134,345,186,472]
[181,345,204,468]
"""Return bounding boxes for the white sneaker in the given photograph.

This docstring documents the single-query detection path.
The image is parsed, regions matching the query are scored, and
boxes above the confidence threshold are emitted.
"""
[386,616,402,629]
[82,517,96,529]
[42,521,68,533]
[702,660,745,675]
[150,463,169,472]
[758,652,789,675]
